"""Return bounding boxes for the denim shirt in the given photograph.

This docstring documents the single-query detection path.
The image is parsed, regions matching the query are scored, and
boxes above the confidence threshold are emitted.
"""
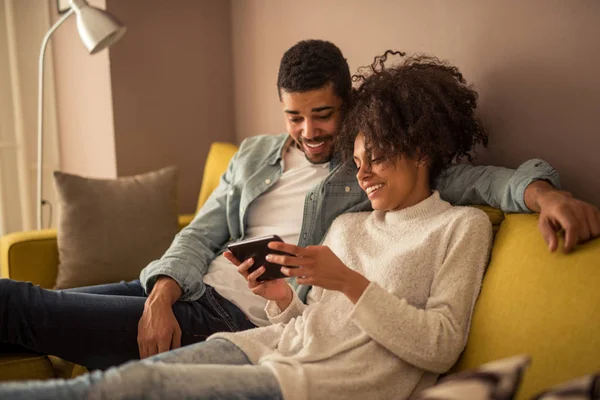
[140,133,560,301]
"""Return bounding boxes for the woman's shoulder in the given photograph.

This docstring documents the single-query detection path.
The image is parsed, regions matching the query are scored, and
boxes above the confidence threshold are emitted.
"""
[442,205,493,234]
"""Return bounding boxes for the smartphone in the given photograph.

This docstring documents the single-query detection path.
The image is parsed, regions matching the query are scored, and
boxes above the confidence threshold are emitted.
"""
[227,235,295,281]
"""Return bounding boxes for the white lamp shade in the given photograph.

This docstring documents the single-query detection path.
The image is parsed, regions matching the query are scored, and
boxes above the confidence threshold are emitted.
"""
[73,4,126,54]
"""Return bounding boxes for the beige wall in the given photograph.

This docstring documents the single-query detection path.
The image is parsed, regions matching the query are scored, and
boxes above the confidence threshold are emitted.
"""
[107,0,235,213]
[231,0,600,206]
[51,0,117,179]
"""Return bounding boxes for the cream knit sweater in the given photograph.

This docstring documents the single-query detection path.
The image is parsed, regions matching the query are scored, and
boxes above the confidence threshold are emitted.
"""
[211,191,492,400]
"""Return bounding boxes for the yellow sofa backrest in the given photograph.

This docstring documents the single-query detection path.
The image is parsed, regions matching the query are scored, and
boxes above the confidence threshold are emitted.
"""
[452,214,600,399]
[196,142,239,212]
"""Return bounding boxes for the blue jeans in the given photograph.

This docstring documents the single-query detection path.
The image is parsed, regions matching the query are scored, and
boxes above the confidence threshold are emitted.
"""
[0,338,283,400]
[0,279,256,370]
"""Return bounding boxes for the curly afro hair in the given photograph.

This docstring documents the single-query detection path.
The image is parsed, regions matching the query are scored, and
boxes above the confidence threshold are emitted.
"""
[337,50,488,183]
[277,40,351,103]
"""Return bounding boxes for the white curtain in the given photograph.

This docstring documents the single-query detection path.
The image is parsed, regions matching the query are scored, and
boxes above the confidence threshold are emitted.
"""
[0,0,60,235]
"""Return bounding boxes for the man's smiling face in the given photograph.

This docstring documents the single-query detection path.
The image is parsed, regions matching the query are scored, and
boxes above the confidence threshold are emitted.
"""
[280,84,343,164]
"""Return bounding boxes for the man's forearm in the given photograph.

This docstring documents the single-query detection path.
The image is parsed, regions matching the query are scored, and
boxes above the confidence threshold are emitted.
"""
[435,159,560,213]
[146,276,183,307]
[524,180,559,213]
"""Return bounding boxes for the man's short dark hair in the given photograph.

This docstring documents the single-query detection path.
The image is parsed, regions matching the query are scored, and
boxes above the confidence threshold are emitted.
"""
[277,40,351,102]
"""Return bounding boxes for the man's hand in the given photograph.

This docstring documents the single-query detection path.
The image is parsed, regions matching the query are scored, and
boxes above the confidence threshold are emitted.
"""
[525,181,600,253]
[137,276,183,359]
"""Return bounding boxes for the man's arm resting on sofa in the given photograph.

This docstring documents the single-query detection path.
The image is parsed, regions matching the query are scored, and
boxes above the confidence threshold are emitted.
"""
[524,181,600,253]
[435,158,600,253]
[434,158,560,213]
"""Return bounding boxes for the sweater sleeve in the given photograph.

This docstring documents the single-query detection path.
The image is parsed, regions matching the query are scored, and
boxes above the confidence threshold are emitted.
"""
[265,285,308,325]
[348,212,492,374]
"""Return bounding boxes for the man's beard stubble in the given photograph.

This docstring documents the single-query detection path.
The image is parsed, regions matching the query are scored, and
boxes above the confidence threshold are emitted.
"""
[296,135,335,165]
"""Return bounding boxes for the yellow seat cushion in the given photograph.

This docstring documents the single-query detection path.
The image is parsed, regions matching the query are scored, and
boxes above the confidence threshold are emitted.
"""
[48,356,89,379]
[452,213,600,400]
[0,354,54,382]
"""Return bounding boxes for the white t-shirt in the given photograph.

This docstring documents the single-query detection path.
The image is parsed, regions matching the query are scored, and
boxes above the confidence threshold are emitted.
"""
[203,145,330,326]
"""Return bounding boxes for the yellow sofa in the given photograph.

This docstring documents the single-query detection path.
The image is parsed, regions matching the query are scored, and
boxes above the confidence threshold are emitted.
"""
[1,142,598,400]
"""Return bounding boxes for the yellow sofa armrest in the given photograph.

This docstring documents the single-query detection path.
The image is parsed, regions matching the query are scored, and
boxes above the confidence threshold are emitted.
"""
[0,229,58,288]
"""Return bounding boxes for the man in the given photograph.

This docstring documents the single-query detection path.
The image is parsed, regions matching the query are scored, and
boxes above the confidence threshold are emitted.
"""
[1,40,598,371]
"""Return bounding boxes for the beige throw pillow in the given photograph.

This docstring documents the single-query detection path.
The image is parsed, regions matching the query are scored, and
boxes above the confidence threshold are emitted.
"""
[53,167,179,289]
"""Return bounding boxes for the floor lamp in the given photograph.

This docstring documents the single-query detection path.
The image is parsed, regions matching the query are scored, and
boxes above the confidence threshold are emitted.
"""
[37,0,126,229]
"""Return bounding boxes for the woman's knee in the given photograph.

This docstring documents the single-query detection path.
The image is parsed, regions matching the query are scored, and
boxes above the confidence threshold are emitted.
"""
[88,362,159,399]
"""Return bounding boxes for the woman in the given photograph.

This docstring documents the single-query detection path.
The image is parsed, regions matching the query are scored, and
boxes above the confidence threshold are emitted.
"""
[0,52,492,400]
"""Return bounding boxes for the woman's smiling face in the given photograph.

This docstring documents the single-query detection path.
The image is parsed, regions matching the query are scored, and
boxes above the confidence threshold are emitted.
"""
[353,134,429,211]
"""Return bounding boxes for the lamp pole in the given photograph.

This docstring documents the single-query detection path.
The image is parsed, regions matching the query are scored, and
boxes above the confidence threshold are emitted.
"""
[37,8,75,230]
[36,0,125,229]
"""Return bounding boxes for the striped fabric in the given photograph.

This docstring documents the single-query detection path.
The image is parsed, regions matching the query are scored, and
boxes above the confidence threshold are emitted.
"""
[411,355,530,400]
[532,374,600,400]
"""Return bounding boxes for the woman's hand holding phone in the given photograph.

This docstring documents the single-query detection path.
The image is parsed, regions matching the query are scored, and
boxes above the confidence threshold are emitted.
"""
[224,251,293,308]
[265,242,371,304]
